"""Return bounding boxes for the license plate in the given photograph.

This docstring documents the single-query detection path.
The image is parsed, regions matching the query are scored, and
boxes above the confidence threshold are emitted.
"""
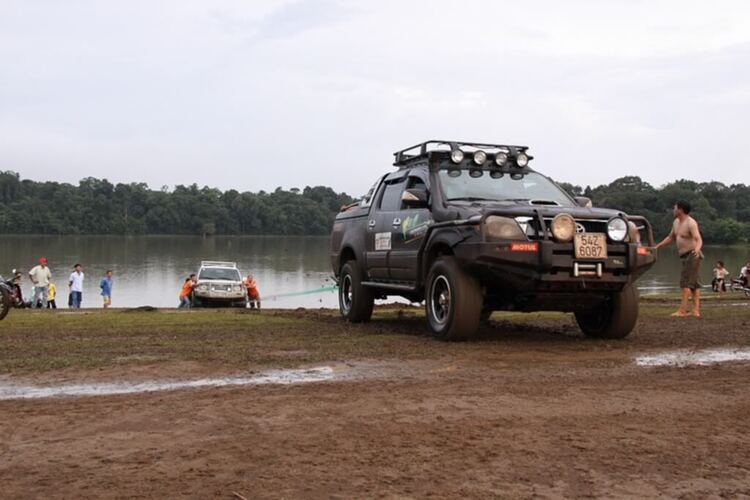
[574,233,607,259]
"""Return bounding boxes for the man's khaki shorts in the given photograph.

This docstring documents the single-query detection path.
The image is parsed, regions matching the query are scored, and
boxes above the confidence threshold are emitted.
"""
[679,252,703,290]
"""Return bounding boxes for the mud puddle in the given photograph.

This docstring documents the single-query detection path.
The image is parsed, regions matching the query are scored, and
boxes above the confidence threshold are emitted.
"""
[635,348,750,367]
[0,366,338,400]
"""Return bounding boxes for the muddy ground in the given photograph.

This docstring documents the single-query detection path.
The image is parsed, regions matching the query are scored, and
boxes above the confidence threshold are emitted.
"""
[1,299,749,498]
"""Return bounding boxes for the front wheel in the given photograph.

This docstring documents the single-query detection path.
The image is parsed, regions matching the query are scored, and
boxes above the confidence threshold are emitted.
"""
[0,287,10,321]
[339,261,374,323]
[575,284,639,339]
[425,257,482,341]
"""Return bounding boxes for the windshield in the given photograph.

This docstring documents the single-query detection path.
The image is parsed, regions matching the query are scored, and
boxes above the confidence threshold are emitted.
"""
[199,268,241,281]
[438,170,573,206]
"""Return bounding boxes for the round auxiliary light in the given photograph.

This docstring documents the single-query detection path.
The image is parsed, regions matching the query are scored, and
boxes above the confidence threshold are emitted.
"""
[551,213,576,243]
[516,153,529,168]
[451,149,465,163]
[473,150,487,165]
[607,217,628,242]
[495,152,508,166]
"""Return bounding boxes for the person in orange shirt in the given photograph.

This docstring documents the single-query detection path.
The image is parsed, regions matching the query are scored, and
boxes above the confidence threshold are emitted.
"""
[178,274,197,309]
[244,274,261,309]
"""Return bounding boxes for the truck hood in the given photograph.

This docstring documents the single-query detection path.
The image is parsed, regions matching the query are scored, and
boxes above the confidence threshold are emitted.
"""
[449,202,627,221]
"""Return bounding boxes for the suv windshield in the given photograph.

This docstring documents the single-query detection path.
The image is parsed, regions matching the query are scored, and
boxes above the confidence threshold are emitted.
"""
[439,170,573,206]
[199,268,241,281]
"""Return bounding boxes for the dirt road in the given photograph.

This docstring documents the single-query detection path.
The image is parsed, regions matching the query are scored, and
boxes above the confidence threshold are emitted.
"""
[1,301,749,498]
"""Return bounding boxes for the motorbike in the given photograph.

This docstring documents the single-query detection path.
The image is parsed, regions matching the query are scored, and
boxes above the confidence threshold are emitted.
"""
[0,269,32,320]
[0,273,13,321]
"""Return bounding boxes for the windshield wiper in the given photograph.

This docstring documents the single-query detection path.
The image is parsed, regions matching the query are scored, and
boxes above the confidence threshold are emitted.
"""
[504,198,561,206]
[447,197,496,203]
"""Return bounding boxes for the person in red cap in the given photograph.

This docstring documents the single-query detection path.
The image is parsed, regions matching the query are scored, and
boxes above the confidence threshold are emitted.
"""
[28,257,52,309]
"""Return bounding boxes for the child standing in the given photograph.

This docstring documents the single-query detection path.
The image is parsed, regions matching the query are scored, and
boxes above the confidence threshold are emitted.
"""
[47,282,57,309]
[99,270,113,308]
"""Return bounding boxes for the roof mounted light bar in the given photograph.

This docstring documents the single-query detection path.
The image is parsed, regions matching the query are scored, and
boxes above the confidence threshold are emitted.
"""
[393,140,532,168]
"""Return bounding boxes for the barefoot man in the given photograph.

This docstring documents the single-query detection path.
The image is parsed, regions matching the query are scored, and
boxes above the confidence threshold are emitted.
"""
[655,200,704,317]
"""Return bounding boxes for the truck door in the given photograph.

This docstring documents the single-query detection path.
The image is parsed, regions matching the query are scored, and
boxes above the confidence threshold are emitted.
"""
[388,174,432,282]
[365,177,406,280]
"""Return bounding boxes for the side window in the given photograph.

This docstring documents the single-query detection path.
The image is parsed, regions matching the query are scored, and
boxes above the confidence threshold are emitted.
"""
[359,178,382,208]
[379,179,406,211]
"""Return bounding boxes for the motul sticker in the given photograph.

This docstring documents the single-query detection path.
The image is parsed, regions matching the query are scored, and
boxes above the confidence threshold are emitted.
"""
[375,232,391,251]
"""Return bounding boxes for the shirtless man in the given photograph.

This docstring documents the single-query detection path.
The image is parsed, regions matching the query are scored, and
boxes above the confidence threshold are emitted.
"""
[655,200,704,317]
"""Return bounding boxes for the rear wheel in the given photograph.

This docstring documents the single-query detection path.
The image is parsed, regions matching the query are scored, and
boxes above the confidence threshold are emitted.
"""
[0,287,10,321]
[339,261,374,323]
[425,257,482,340]
[575,284,639,339]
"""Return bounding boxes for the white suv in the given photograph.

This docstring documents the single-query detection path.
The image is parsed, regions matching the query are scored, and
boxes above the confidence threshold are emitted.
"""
[193,261,247,307]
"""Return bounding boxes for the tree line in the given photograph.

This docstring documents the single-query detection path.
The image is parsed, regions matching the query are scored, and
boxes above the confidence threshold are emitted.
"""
[1,171,748,243]
[557,176,750,244]
[0,171,353,236]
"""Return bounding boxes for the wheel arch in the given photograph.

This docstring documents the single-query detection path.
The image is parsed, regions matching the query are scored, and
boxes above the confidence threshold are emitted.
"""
[421,236,457,284]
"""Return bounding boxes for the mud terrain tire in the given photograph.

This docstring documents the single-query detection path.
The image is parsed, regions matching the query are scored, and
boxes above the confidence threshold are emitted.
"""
[575,284,639,339]
[339,261,374,323]
[426,257,482,340]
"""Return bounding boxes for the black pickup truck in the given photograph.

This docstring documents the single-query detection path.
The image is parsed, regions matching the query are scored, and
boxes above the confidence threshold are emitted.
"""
[330,140,657,340]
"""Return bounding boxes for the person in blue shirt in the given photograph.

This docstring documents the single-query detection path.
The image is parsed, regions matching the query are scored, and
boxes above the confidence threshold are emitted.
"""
[99,270,113,309]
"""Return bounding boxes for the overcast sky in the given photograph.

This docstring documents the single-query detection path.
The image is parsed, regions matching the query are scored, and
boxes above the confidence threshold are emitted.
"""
[1,1,749,196]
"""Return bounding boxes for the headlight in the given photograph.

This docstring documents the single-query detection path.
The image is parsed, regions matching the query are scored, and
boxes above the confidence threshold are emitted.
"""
[483,216,526,241]
[451,149,464,163]
[551,213,575,242]
[495,152,508,166]
[516,153,529,168]
[607,217,628,242]
[197,284,208,291]
[473,150,487,165]
[233,285,243,292]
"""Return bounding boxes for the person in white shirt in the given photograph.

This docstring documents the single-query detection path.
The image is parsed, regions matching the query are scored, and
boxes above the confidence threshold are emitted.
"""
[741,261,750,288]
[28,257,52,308]
[68,263,85,308]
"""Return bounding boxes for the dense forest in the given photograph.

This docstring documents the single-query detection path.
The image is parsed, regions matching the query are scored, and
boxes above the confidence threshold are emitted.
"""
[0,171,353,236]
[558,177,750,244]
[1,171,748,243]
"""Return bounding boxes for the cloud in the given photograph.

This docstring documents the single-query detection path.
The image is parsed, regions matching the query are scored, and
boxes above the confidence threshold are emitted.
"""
[1,0,749,196]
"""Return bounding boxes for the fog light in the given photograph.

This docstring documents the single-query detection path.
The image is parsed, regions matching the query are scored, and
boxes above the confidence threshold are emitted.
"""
[495,152,508,166]
[551,213,575,242]
[451,149,464,163]
[516,153,529,168]
[473,150,487,165]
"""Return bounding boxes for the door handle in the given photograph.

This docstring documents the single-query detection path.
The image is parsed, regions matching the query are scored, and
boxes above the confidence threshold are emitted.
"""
[368,220,376,228]
[392,218,401,226]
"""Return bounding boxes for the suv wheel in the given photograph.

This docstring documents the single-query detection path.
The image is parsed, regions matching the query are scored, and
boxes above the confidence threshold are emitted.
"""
[575,284,639,339]
[425,257,482,340]
[339,261,374,323]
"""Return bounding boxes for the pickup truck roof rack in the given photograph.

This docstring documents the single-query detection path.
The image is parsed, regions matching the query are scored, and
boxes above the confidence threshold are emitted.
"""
[393,140,529,168]
[200,261,238,268]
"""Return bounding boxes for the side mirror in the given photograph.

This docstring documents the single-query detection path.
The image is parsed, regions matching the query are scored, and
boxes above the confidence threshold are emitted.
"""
[574,196,592,208]
[402,188,429,208]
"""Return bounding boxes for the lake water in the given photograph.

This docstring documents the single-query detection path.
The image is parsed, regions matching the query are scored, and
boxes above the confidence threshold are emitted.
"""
[1,235,748,308]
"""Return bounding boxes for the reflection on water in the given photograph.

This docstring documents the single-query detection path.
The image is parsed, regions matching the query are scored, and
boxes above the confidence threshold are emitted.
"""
[1,236,748,308]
